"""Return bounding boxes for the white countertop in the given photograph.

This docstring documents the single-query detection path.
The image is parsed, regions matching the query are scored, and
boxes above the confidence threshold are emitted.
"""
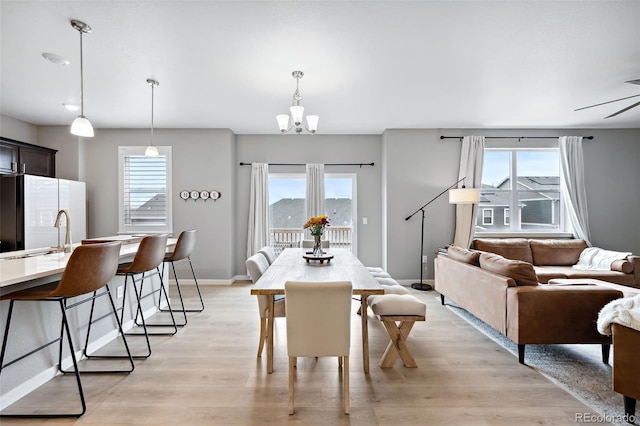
[0,237,177,292]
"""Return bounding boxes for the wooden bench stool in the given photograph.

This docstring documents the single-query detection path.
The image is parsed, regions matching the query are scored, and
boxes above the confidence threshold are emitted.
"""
[367,294,426,368]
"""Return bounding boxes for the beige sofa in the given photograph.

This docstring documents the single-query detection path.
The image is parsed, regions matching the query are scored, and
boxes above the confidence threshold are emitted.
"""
[435,244,625,364]
[473,238,640,288]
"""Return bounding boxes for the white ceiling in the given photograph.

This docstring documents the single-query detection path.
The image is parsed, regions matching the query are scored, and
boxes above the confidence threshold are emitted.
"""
[1,1,639,135]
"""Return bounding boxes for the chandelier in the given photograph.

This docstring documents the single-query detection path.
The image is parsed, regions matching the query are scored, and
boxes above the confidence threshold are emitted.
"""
[276,70,319,134]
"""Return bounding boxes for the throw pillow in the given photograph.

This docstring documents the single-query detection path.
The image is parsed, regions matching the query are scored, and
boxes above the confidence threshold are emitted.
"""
[611,259,634,274]
[479,252,539,286]
[446,245,481,266]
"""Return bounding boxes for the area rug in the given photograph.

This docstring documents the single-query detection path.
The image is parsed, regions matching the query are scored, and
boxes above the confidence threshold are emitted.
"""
[445,302,637,426]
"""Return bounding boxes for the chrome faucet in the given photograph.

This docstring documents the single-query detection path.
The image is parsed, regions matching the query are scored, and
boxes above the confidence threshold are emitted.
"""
[54,209,72,253]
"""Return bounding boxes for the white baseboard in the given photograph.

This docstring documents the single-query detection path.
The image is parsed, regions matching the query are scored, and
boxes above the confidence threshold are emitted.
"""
[397,279,435,287]
[1,303,164,410]
[166,278,244,286]
[0,366,59,410]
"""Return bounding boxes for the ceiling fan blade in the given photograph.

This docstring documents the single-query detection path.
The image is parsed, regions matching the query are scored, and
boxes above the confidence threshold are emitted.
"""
[604,100,640,119]
[626,79,640,85]
[575,94,640,111]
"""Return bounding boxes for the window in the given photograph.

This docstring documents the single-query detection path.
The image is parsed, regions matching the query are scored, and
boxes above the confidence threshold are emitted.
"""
[268,173,356,253]
[118,146,172,234]
[478,144,561,234]
[482,209,493,225]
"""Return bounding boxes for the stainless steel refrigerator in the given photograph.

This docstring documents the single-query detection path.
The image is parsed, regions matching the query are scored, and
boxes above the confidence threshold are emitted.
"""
[0,174,86,252]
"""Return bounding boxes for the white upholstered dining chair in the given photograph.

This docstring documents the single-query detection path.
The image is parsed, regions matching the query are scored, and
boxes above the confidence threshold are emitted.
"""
[258,246,277,265]
[284,280,352,415]
[246,253,286,357]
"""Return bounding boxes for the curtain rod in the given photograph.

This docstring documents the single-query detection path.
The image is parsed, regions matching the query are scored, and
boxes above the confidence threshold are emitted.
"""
[440,135,594,141]
[239,162,374,167]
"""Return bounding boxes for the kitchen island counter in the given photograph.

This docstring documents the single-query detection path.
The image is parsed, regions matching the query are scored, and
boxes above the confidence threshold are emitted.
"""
[0,236,176,296]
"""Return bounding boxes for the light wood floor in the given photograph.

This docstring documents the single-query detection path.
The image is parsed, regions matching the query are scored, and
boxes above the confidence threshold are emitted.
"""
[1,284,611,425]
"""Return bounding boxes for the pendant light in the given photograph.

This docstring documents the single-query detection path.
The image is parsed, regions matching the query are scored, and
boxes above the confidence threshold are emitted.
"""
[70,20,94,137]
[145,79,160,157]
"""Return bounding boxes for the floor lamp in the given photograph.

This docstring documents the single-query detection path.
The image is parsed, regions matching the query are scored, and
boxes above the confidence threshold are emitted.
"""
[405,177,480,291]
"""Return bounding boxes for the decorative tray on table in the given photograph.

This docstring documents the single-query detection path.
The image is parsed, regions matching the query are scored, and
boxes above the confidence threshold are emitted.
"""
[302,252,334,264]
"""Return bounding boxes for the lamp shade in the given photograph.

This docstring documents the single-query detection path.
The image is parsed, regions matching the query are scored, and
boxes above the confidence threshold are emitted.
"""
[276,114,290,132]
[71,115,94,137]
[145,145,159,157]
[290,105,304,125]
[449,187,480,204]
[306,115,319,132]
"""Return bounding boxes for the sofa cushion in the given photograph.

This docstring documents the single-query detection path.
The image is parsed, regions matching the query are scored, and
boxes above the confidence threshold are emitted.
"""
[473,238,533,264]
[479,252,539,286]
[563,269,636,287]
[532,266,569,283]
[447,245,481,266]
[529,239,587,266]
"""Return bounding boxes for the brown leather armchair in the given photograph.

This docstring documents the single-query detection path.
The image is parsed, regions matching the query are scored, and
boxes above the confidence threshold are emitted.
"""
[612,323,640,421]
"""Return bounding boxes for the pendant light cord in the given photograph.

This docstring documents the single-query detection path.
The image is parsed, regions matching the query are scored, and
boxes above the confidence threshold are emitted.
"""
[151,82,155,143]
[79,30,85,116]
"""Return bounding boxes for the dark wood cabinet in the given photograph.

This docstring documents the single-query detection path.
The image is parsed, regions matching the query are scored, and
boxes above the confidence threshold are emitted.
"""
[0,137,56,177]
[0,142,19,174]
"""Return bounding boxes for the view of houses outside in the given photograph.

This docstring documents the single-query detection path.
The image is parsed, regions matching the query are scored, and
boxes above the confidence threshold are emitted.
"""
[478,149,561,232]
[125,154,168,226]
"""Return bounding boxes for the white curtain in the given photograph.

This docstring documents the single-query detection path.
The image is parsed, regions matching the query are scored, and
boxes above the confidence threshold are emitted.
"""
[305,163,325,239]
[305,163,325,218]
[559,136,592,245]
[453,136,484,248]
[247,163,270,259]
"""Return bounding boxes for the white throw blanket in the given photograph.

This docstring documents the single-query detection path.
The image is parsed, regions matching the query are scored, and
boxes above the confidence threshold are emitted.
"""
[573,247,631,271]
[597,294,640,335]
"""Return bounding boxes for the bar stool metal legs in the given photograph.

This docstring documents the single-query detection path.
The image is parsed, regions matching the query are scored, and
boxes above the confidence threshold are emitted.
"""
[76,287,135,372]
[1,298,86,418]
[0,241,123,418]
[158,256,204,326]
[115,267,178,359]
[158,230,204,326]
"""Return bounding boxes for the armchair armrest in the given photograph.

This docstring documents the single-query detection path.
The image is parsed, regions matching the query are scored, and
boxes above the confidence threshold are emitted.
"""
[612,323,640,402]
[628,255,640,286]
[506,285,623,344]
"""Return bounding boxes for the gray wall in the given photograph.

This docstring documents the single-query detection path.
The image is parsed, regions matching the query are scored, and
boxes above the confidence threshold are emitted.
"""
[1,115,638,281]
[23,125,237,281]
[582,129,640,253]
[382,129,462,281]
[382,128,640,281]
[234,134,383,273]
[0,115,38,144]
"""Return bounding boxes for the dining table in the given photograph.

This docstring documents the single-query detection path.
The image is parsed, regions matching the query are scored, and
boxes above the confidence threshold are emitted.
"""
[250,247,384,374]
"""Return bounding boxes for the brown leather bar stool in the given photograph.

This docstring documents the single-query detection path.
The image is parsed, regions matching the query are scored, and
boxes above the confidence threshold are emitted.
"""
[0,241,130,418]
[158,229,203,326]
[112,234,177,359]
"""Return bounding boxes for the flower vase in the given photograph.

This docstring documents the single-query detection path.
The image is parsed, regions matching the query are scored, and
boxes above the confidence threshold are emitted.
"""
[312,234,324,256]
